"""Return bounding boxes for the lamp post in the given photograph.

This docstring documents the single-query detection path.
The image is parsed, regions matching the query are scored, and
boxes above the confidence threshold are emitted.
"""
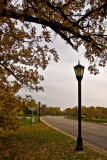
[38,102,41,122]
[74,61,84,151]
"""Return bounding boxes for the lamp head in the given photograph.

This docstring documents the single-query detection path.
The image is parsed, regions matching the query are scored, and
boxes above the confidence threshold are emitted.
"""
[38,102,41,106]
[74,61,85,81]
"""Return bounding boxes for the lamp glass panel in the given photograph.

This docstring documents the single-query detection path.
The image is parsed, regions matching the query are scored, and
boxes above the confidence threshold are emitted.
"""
[77,67,81,77]
[81,68,84,77]
[74,68,78,77]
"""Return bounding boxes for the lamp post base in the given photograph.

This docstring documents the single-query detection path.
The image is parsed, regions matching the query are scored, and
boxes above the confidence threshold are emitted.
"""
[76,137,84,151]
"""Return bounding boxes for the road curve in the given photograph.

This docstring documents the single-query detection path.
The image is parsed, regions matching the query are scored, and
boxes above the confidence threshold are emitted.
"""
[42,116,107,155]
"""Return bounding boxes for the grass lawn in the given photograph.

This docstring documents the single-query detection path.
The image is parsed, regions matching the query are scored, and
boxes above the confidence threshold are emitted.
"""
[65,117,107,125]
[0,118,106,160]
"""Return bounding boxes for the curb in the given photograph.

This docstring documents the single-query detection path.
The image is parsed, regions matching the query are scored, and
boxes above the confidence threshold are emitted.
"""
[41,117,107,156]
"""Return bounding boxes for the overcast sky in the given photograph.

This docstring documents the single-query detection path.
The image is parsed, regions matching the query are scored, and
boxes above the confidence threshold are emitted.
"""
[18,35,107,110]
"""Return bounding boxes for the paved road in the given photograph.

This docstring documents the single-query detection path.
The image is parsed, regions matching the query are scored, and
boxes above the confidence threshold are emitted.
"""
[42,116,107,153]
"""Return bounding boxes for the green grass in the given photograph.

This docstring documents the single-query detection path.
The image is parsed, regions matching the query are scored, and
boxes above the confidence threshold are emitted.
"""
[66,117,107,125]
[21,117,42,126]
[21,118,32,126]
[0,118,106,160]
[83,118,107,124]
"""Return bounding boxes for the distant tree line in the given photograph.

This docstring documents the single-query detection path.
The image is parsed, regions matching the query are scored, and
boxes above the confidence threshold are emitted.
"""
[23,104,107,120]
[64,106,107,120]
[40,105,63,116]
[23,104,63,116]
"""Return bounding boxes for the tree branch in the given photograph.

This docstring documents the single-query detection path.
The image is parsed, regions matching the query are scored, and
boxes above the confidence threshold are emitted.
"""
[51,27,74,48]
[0,62,21,82]
[0,30,30,42]
[26,0,37,12]
[62,0,75,8]
[76,3,107,24]
[0,7,103,51]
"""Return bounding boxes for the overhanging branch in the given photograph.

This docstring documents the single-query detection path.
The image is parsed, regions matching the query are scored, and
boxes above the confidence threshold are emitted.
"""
[0,6,105,52]
[76,3,107,24]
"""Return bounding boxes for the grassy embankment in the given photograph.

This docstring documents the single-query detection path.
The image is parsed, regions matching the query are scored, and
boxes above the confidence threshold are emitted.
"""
[65,116,107,125]
[82,118,107,124]
[0,118,106,160]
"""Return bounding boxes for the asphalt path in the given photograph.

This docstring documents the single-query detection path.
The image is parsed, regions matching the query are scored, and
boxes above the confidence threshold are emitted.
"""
[42,116,107,154]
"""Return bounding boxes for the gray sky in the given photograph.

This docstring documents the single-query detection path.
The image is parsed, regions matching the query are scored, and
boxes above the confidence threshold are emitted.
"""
[18,36,107,110]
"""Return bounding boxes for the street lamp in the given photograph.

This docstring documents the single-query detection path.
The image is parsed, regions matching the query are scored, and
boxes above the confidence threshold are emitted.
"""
[74,61,84,151]
[38,102,41,122]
